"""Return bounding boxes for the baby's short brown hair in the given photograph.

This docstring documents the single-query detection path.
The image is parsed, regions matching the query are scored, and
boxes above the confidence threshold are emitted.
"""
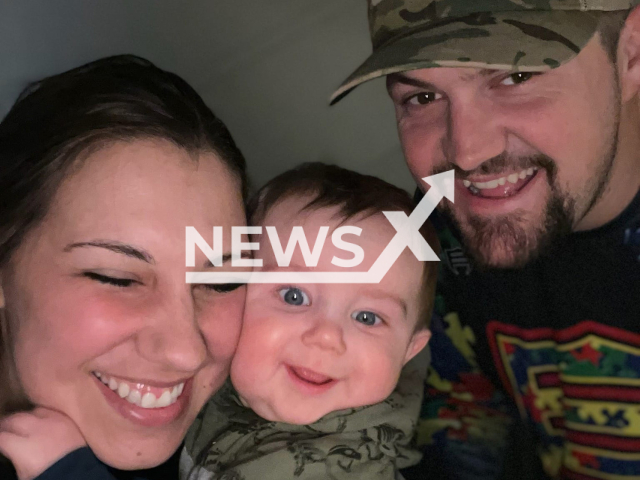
[249,162,439,329]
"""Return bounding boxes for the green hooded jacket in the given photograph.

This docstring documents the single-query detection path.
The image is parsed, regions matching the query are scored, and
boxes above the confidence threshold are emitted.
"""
[181,349,429,480]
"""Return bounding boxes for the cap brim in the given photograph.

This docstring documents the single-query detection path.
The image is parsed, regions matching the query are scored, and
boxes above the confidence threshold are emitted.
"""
[330,10,601,105]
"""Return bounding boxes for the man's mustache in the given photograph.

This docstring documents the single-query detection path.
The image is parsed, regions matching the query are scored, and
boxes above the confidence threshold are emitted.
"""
[431,153,557,182]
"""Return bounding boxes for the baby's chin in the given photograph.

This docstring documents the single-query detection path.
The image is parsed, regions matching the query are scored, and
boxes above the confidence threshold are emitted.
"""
[239,393,330,425]
[259,406,329,425]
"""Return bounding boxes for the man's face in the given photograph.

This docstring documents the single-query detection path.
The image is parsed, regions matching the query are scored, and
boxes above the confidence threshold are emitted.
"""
[387,34,621,268]
[230,199,430,425]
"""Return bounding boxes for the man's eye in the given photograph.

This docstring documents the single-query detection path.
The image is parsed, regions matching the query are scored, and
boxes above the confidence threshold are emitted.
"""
[203,283,245,293]
[501,72,538,86]
[278,287,310,306]
[351,310,382,326]
[406,92,441,106]
[84,272,136,288]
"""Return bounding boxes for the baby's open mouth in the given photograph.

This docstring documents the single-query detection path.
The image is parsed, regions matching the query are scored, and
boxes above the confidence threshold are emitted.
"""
[287,365,335,386]
[462,167,538,199]
[93,371,185,409]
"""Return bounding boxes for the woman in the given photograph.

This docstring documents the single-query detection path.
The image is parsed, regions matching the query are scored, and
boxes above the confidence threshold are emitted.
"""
[0,55,249,478]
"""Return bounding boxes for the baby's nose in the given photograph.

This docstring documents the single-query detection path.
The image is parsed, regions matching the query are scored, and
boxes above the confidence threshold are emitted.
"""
[301,319,346,355]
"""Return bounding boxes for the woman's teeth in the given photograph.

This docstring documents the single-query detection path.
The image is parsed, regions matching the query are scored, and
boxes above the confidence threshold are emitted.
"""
[462,167,537,190]
[94,372,184,409]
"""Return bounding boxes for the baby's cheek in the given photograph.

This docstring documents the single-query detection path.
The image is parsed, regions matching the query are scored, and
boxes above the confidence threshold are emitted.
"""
[355,345,404,402]
[238,309,290,353]
[231,321,275,377]
[230,315,289,393]
[229,349,263,403]
[200,295,245,362]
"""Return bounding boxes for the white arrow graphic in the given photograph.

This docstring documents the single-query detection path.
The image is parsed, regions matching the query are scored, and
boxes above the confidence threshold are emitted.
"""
[187,170,455,284]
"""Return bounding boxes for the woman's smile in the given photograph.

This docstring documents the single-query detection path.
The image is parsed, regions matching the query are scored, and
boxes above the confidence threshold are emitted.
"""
[94,371,186,409]
[93,372,193,427]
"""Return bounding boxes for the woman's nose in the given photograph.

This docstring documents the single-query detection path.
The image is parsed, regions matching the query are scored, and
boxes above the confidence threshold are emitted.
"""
[300,318,347,355]
[135,294,208,372]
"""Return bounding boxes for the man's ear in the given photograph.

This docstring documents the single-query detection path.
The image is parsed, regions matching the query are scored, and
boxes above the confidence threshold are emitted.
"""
[617,6,640,101]
[403,328,431,365]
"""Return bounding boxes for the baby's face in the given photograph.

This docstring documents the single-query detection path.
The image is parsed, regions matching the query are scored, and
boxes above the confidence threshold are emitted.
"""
[230,198,430,424]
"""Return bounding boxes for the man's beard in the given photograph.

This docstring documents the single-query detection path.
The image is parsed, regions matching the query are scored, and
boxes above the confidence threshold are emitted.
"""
[436,130,619,269]
[453,189,573,269]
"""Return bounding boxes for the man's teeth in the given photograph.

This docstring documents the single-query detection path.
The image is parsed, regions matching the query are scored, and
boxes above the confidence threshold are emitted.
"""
[462,167,537,190]
[94,372,184,409]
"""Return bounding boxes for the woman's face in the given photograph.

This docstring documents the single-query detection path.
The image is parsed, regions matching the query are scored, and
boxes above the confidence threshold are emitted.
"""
[0,139,246,469]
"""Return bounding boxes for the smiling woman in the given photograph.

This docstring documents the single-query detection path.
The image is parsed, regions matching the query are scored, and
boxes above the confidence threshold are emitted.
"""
[0,55,249,478]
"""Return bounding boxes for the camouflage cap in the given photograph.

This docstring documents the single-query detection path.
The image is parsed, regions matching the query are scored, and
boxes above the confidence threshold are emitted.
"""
[330,0,640,104]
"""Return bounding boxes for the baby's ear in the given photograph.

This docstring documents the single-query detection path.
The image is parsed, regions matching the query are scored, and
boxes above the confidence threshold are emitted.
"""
[403,329,431,365]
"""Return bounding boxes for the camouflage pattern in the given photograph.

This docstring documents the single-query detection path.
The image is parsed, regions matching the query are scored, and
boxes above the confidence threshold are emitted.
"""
[181,349,429,480]
[330,0,640,104]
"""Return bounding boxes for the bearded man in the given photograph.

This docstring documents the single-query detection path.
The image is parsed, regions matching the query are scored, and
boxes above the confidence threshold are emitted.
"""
[332,2,640,479]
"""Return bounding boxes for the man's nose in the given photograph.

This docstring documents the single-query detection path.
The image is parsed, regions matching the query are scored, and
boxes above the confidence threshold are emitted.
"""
[445,98,506,172]
[136,292,208,373]
[301,317,347,355]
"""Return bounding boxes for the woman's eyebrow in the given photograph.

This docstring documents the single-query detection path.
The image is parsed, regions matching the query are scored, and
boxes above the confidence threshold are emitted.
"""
[64,240,154,264]
[203,251,253,268]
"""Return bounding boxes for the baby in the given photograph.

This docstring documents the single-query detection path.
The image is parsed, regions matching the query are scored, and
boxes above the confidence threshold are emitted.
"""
[182,163,439,480]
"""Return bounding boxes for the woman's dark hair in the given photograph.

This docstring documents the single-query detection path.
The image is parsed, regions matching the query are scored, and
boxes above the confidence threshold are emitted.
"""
[0,54,248,418]
[0,54,248,268]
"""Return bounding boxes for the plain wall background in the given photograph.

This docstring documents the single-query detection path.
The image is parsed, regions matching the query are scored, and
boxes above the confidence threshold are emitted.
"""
[0,1,416,192]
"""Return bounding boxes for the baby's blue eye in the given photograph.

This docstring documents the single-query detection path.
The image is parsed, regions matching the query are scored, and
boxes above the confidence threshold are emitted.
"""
[352,311,381,326]
[278,287,310,306]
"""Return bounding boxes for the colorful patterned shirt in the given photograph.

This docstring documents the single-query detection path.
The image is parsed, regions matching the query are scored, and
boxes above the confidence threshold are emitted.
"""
[403,189,640,480]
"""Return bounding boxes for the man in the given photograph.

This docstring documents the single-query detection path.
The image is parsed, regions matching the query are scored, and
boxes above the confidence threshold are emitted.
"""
[331,2,640,479]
